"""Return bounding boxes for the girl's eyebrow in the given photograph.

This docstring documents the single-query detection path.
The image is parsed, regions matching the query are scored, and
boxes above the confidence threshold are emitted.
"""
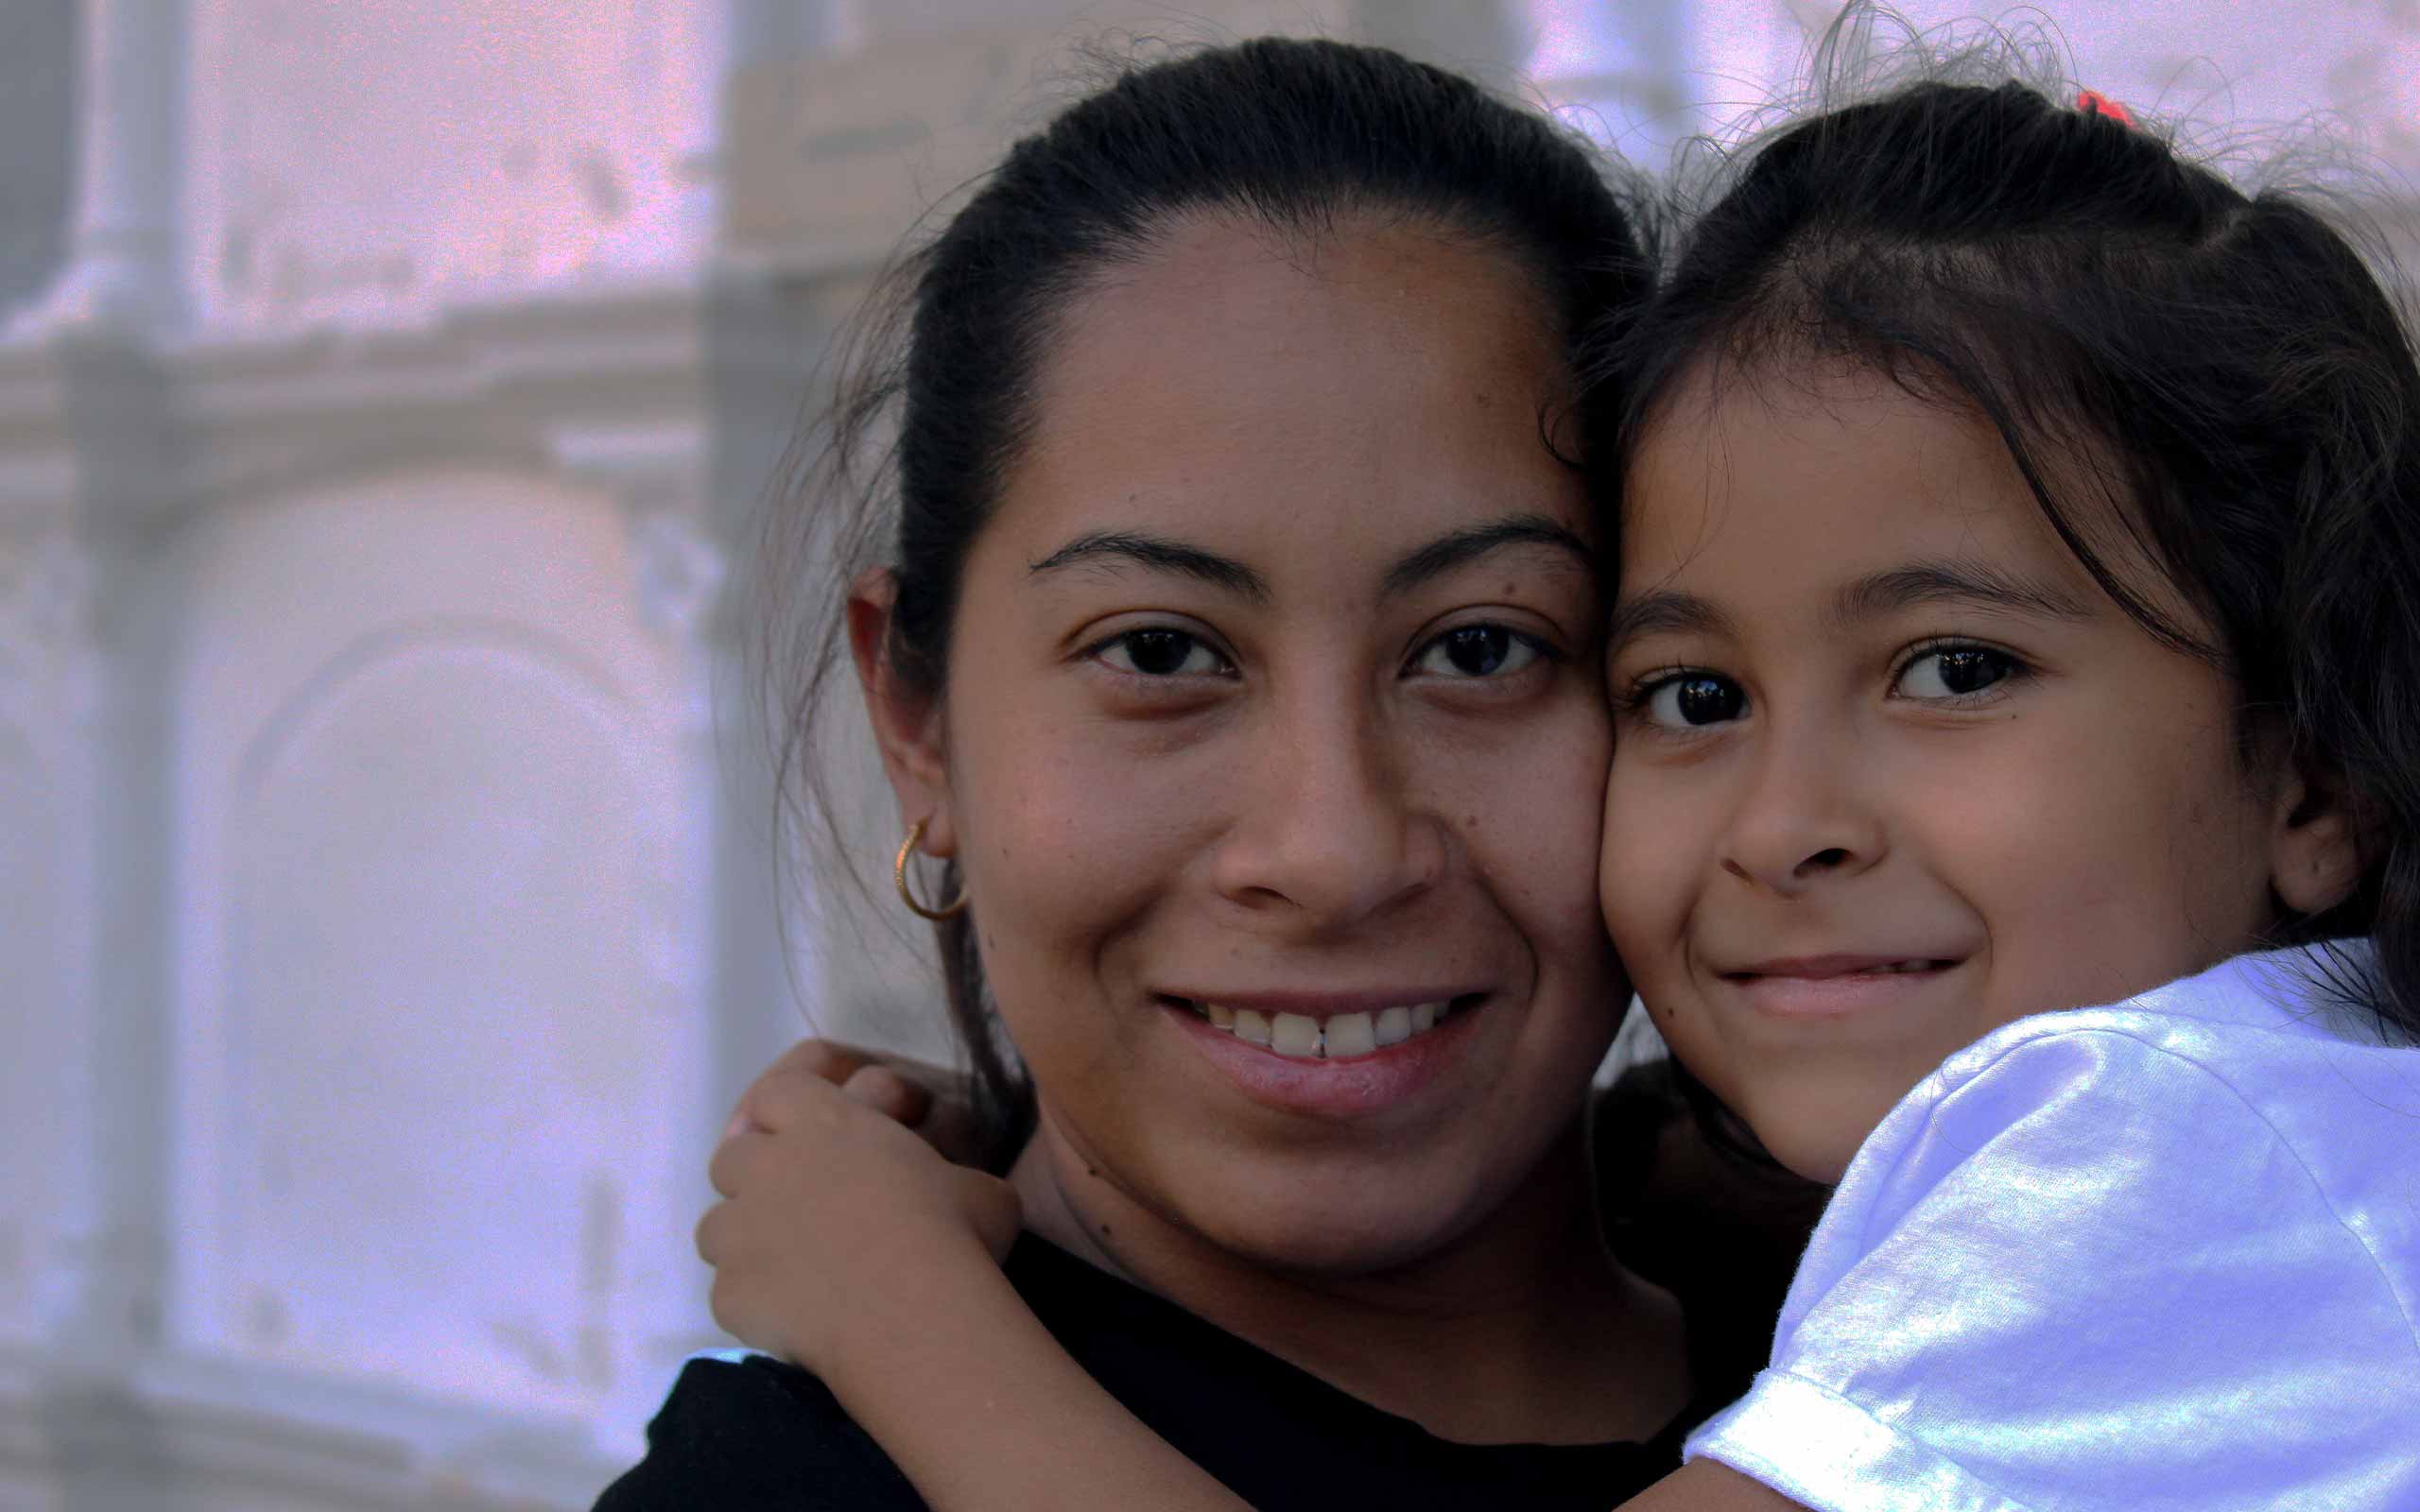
[1027,515,1594,603]
[1606,590,1732,651]
[1829,560,2093,627]
[1607,558,2092,654]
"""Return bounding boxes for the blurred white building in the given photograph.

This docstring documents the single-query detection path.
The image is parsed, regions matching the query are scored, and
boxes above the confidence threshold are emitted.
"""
[0,2,2412,1507]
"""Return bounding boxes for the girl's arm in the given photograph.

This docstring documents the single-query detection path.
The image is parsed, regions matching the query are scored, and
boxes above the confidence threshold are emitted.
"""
[824,1241,1255,1511]
[852,1278,1800,1512]
[700,1063,1253,1512]
[705,1047,1808,1512]
[1619,1461,1812,1511]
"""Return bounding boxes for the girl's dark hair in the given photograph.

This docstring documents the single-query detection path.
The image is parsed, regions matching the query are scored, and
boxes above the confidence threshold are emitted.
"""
[767,36,1651,1170]
[1608,18,2420,1158]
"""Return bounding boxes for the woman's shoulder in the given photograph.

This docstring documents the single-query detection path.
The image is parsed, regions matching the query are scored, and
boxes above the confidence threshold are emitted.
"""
[590,1351,922,1512]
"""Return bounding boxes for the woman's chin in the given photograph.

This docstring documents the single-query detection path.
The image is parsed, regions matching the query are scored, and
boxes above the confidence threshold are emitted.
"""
[1161,1155,1534,1280]
[1199,1213,1469,1280]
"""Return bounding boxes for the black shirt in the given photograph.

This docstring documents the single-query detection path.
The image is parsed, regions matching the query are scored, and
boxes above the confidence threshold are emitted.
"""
[594,1234,1719,1511]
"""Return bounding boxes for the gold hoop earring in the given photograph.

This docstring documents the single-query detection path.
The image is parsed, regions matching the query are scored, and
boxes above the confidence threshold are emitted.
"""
[893,816,969,921]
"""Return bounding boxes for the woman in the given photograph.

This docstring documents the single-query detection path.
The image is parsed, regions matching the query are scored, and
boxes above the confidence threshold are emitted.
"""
[596,35,1761,1512]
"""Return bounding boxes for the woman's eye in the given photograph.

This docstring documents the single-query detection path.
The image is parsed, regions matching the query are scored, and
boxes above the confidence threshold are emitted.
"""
[1095,627,1226,677]
[1638,673,1746,729]
[1895,645,2020,700]
[1412,624,1544,679]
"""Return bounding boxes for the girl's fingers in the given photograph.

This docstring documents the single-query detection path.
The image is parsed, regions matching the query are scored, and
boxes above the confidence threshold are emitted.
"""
[707,1127,766,1199]
[915,1093,983,1167]
[781,1038,876,1085]
[727,1039,875,1136]
[842,1063,934,1125]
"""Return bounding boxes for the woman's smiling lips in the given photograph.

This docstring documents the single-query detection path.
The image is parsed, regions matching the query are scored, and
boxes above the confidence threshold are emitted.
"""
[1719,954,1964,1018]
[1159,989,1492,1118]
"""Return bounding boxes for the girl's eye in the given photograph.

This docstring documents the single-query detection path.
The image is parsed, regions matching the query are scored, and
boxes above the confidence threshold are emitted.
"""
[1638,673,1747,729]
[1895,645,2021,700]
[1095,627,1228,678]
[1410,624,1545,679]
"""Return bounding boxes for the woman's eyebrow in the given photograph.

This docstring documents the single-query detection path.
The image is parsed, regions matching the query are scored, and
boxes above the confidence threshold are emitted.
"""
[1379,515,1596,598]
[1028,515,1593,603]
[1028,531,1270,602]
[1830,560,2093,627]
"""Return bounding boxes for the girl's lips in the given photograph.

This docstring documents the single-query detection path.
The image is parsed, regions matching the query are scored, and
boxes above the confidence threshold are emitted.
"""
[1720,958,1962,1018]
[1164,995,1487,1118]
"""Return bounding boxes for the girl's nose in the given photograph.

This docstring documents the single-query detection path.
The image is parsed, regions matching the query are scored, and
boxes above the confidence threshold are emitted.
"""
[1718,718,1885,897]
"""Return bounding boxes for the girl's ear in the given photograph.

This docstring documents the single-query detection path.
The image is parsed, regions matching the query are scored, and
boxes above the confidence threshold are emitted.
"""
[848,568,958,859]
[2268,761,2368,918]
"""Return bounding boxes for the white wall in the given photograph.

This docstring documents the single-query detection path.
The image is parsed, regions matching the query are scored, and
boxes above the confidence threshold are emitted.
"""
[1,2,2414,1508]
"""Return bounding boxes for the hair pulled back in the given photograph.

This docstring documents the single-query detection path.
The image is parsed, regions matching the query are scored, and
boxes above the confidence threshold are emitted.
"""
[772,36,1651,1169]
[1608,16,2420,1100]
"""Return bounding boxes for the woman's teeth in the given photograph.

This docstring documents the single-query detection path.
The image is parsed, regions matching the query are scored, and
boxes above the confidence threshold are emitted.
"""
[1190,1000,1455,1058]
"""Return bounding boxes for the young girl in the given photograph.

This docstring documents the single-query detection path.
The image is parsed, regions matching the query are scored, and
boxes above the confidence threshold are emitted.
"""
[692,50,2420,1512]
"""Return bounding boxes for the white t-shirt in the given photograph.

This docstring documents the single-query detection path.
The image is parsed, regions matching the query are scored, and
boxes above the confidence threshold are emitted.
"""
[1685,944,2420,1512]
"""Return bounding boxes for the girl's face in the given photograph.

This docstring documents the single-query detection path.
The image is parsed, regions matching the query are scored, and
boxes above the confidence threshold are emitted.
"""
[1601,363,2308,1183]
[873,215,1622,1273]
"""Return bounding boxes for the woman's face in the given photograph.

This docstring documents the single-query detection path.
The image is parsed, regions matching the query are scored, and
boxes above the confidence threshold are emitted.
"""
[890,215,1621,1274]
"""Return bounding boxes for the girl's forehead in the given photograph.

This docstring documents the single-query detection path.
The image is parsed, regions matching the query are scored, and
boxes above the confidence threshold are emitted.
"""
[1612,361,2197,633]
[1626,367,2034,547]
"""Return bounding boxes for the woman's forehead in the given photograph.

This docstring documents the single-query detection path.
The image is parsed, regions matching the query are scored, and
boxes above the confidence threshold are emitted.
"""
[992,215,1591,576]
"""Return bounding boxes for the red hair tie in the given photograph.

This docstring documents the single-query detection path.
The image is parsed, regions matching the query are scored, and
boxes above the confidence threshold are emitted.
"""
[2076,89,2136,129]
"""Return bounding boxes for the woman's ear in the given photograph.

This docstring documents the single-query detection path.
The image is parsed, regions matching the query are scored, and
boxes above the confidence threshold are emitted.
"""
[848,568,957,858]
[2268,761,2369,918]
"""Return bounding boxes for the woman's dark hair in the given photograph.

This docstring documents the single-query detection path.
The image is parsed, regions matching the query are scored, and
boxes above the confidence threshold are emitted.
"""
[765,36,1652,1170]
[1605,17,2420,1159]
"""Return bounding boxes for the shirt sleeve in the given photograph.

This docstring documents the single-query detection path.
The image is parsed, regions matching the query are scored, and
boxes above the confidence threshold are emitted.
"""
[1684,1026,2420,1512]
[591,1355,926,1511]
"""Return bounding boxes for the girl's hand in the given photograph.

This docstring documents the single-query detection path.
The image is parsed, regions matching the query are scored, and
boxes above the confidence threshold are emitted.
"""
[723,1038,981,1166]
[696,1059,1021,1379]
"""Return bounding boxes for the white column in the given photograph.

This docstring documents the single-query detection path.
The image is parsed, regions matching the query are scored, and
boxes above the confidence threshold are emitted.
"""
[52,346,184,1375]
[729,0,856,60]
[23,0,190,336]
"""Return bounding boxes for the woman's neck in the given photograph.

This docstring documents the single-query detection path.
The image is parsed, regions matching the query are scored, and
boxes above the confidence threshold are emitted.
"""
[1009,1113,1689,1447]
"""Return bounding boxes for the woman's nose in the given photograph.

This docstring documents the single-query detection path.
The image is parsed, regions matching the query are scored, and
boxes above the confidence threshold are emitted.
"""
[1209,703,1447,932]
[1718,718,1885,897]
